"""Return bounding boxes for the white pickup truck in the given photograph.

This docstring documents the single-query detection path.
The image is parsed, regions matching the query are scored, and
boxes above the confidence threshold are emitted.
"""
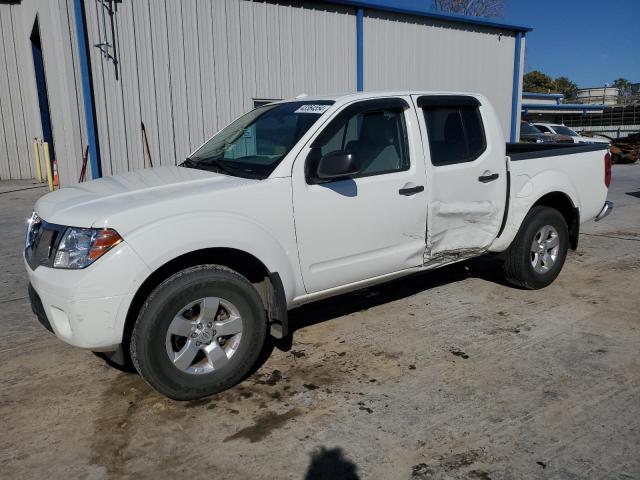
[25,92,613,400]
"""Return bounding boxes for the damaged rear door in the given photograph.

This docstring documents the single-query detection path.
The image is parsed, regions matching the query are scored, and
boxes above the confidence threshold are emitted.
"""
[414,95,507,263]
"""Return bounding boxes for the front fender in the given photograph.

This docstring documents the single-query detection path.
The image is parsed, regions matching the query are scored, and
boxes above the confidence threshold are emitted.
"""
[124,211,303,304]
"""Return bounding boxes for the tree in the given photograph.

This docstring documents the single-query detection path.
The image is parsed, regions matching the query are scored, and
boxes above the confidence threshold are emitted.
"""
[554,76,578,99]
[613,78,631,94]
[613,78,632,103]
[432,0,506,18]
[523,71,579,99]
[523,70,556,94]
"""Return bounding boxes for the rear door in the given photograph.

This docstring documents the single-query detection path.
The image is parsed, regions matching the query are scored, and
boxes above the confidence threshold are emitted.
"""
[413,95,507,261]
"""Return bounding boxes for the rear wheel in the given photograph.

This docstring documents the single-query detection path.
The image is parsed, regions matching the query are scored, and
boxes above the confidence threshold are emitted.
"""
[130,265,267,400]
[503,206,569,289]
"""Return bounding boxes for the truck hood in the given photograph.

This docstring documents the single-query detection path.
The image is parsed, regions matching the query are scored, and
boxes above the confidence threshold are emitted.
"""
[35,166,255,229]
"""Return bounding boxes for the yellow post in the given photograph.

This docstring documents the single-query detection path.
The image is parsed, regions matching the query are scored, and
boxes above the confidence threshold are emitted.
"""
[43,142,54,192]
[33,139,43,182]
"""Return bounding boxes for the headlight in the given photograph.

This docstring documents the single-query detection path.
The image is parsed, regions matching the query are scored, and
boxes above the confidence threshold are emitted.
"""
[53,228,123,269]
[25,211,42,251]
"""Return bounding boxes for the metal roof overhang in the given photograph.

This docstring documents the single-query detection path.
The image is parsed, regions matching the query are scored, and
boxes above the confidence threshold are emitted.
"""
[321,0,533,32]
[523,92,564,99]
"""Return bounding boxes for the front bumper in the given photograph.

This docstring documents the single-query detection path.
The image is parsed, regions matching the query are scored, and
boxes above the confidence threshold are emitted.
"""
[25,242,151,351]
[29,283,52,332]
[595,201,614,222]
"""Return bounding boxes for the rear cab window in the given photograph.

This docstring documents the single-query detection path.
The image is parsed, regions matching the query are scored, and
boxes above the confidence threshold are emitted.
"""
[418,96,487,166]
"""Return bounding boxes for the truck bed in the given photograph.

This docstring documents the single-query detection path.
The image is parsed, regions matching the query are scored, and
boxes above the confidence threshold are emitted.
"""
[496,142,610,252]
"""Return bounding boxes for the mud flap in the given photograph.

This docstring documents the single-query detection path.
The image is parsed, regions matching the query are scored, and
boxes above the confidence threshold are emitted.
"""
[266,272,288,340]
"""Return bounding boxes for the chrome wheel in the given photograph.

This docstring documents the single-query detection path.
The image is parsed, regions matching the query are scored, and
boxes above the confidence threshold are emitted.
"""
[530,225,559,274]
[165,297,243,375]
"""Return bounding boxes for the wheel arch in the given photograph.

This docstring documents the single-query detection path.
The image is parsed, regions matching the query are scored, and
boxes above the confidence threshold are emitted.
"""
[491,178,581,253]
[122,248,289,363]
[531,191,579,250]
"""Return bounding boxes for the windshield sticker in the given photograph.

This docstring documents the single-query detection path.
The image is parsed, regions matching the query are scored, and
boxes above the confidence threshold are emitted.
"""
[294,104,331,114]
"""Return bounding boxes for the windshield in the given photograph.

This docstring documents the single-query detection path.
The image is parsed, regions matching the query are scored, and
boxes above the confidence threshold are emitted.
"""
[521,122,542,135]
[552,125,578,137]
[184,100,334,179]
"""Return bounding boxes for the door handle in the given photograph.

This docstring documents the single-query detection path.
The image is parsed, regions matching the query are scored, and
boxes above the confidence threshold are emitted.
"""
[398,185,424,196]
[478,173,499,183]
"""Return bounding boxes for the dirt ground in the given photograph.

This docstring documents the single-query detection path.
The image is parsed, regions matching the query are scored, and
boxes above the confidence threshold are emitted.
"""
[1,167,639,480]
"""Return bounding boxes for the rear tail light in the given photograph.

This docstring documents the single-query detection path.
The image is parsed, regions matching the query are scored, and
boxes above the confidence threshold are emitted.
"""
[604,152,612,188]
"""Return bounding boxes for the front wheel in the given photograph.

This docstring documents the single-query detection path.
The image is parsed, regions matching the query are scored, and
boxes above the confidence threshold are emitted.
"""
[503,206,569,289]
[130,265,267,400]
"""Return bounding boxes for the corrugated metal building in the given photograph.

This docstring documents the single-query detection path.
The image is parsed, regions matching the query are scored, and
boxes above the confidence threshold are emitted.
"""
[0,0,530,186]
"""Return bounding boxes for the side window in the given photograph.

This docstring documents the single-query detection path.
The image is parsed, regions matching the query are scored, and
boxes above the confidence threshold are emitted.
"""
[422,106,486,166]
[536,125,550,133]
[314,107,410,178]
[320,115,359,156]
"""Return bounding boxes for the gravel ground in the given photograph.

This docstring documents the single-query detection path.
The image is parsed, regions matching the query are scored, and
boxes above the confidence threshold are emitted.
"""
[1,167,639,480]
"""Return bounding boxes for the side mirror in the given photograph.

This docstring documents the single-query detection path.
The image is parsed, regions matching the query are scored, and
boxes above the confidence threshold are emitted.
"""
[315,150,360,181]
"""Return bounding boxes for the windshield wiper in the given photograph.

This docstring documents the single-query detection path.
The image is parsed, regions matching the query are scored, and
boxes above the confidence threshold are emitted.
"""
[180,157,237,176]
[199,158,239,176]
[179,157,199,168]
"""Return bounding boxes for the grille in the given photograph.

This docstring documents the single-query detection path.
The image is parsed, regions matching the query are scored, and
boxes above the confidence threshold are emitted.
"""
[25,214,66,270]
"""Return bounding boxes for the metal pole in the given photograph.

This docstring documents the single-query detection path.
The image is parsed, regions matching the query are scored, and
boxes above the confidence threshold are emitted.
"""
[74,0,103,179]
[509,32,523,142]
[356,8,364,92]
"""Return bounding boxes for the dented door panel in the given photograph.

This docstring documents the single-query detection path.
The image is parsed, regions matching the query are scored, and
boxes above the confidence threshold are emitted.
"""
[412,94,508,262]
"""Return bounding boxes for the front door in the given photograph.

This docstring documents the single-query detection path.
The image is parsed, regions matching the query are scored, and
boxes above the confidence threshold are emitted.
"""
[413,95,507,261]
[292,98,428,294]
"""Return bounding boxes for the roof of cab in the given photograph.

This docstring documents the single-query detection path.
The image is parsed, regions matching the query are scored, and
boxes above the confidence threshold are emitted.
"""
[280,91,486,104]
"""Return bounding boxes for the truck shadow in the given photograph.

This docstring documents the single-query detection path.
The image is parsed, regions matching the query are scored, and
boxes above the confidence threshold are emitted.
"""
[95,255,508,381]
[278,255,507,350]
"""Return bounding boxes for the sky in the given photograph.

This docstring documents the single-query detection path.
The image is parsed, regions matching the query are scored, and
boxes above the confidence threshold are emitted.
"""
[504,0,640,87]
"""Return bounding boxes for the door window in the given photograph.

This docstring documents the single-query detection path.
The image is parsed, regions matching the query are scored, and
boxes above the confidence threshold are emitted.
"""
[422,106,486,166]
[309,100,410,180]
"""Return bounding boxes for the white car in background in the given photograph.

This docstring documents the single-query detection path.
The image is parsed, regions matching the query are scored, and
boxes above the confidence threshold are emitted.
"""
[534,123,610,145]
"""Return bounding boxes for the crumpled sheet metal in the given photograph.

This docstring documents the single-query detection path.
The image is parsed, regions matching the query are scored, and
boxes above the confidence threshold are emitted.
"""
[428,200,501,256]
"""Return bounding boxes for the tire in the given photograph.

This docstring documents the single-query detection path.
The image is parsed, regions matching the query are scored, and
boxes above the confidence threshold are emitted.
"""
[130,265,267,400]
[503,206,569,289]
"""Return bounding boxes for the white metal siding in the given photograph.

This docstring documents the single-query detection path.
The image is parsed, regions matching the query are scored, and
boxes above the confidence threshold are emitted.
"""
[0,0,89,183]
[363,10,517,135]
[1,1,525,185]
[0,3,33,180]
[83,0,356,177]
